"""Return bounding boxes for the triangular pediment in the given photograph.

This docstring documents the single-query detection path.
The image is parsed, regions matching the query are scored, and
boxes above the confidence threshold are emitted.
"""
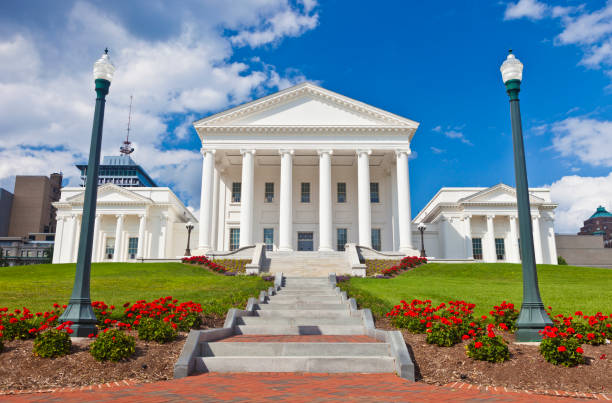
[194,82,419,129]
[459,184,544,205]
[66,183,153,204]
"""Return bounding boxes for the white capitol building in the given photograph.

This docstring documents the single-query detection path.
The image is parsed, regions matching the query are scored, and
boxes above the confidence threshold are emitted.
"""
[53,83,558,273]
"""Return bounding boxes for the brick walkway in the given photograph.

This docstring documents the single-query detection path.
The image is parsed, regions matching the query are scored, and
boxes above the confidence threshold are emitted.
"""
[2,373,599,402]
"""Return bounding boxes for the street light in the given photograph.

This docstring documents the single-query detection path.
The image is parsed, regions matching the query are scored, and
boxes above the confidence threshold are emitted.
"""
[59,49,115,337]
[417,223,427,258]
[500,50,552,342]
[185,221,194,256]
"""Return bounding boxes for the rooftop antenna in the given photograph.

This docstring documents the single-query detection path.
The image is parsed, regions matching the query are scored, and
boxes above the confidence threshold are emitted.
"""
[120,95,135,156]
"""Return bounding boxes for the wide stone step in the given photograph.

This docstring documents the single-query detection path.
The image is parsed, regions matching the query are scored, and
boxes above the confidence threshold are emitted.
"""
[202,342,389,357]
[256,303,349,310]
[276,289,337,295]
[252,309,352,318]
[236,316,362,326]
[268,296,341,304]
[196,356,395,373]
[235,324,365,335]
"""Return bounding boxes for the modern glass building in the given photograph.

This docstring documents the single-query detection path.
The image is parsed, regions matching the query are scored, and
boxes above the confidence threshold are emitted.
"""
[77,155,157,188]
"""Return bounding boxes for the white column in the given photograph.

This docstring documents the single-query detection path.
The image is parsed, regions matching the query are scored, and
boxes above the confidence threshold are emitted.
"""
[279,149,294,251]
[463,215,472,259]
[65,215,77,263]
[72,214,82,262]
[113,214,124,262]
[318,150,333,251]
[485,215,495,262]
[137,214,147,259]
[507,215,519,262]
[52,217,64,264]
[533,214,543,264]
[210,166,220,251]
[158,214,167,259]
[545,217,558,264]
[199,149,215,251]
[92,214,101,263]
[439,216,450,258]
[239,149,255,247]
[396,150,412,252]
[357,149,372,248]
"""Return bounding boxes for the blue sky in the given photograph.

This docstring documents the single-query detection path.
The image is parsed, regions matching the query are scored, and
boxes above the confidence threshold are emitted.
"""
[1,0,611,233]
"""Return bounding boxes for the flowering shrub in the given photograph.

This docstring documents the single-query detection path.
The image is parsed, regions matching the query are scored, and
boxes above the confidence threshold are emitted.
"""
[0,305,64,340]
[92,301,117,329]
[426,321,462,347]
[490,301,519,333]
[465,324,509,363]
[387,299,476,336]
[381,256,427,277]
[547,309,610,346]
[137,317,177,343]
[182,255,228,274]
[33,326,72,358]
[90,329,136,362]
[123,296,203,332]
[539,326,584,367]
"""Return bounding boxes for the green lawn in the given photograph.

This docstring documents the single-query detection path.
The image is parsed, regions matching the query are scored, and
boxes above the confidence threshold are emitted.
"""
[339,263,612,318]
[0,263,271,315]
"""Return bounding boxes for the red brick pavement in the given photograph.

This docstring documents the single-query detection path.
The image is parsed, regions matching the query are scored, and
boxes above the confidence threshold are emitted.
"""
[219,335,382,343]
[1,373,600,403]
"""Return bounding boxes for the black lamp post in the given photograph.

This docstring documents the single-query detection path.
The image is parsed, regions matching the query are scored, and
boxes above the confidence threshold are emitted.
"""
[418,223,426,258]
[500,50,552,342]
[185,221,194,256]
[59,50,115,337]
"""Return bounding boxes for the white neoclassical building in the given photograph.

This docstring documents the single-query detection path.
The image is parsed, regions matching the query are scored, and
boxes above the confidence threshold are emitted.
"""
[53,184,197,263]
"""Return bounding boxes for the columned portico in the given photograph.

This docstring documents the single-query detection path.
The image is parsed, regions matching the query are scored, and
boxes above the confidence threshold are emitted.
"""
[318,150,333,251]
[239,149,256,248]
[357,149,372,248]
[278,149,294,251]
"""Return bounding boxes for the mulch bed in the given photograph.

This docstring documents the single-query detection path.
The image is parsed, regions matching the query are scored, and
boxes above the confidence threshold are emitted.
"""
[376,317,611,394]
[0,314,226,392]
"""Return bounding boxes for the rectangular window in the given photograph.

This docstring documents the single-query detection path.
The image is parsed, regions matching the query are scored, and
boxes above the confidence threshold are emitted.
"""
[105,238,115,260]
[264,182,274,203]
[495,238,505,260]
[370,182,380,203]
[231,182,241,203]
[472,238,483,260]
[128,237,139,259]
[371,228,381,251]
[297,232,314,251]
[301,182,310,203]
[229,228,240,251]
[337,182,346,203]
[337,228,347,251]
[263,228,274,251]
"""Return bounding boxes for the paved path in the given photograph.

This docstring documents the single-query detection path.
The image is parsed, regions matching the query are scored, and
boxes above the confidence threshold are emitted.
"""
[2,373,597,402]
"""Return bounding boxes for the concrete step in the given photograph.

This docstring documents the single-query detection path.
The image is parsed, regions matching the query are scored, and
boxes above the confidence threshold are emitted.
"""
[202,342,389,357]
[268,296,342,304]
[275,291,338,297]
[196,356,395,373]
[252,309,352,318]
[235,324,365,335]
[256,303,349,310]
[236,316,362,326]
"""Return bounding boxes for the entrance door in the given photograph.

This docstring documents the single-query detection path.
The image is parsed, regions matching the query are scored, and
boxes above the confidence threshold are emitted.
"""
[297,232,314,251]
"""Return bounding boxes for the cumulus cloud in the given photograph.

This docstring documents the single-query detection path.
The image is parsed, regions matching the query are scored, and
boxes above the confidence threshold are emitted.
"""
[433,125,473,146]
[549,173,612,233]
[550,117,612,167]
[504,0,548,20]
[0,1,319,210]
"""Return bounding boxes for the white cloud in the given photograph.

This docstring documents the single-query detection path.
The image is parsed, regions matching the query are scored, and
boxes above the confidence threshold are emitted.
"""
[430,146,445,154]
[550,117,612,167]
[504,0,548,20]
[549,172,612,233]
[0,1,318,210]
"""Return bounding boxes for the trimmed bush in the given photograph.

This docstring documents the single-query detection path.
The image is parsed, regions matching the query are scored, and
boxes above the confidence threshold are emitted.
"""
[425,322,461,347]
[2,318,32,340]
[90,329,136,362]
[137,318,177,343]
[33,329,71,358]
[466,335,510,363]
[539,335,584,367]
[557,256,568,265]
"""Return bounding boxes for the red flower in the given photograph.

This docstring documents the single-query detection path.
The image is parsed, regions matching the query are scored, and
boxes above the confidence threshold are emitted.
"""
[88,333,95,338]
[601,354,607,360]
[576,347,584,354]
[557,345,566,352]
[66,328,74,334]
[474,341,483,349]
[462,334,470,340]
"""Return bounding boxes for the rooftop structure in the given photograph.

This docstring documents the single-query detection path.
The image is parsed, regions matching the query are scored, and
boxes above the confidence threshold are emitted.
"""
[579,206,612,248]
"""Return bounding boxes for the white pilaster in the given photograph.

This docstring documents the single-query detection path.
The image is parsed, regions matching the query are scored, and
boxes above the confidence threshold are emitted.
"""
[318,150,333,251]
[508,215,520,263]
[533,214,543,264]
[137,214,147,259]
[199,149,215,252]
[485,215,496,262]
[239,149,256,247]
[92,214,101,263]
[113,214,124,262]
[463,215,472,259]
[357,149,372,248]
[545,217,558,264]
[52,217,64,264]
[158,214,167,259]
[279,149,294,251]
[210,166,220,251]
[396,150,412,252]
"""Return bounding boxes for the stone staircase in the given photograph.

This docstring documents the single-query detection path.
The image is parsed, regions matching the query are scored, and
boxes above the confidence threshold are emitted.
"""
[177,276,413,377]
[264,252,352,276]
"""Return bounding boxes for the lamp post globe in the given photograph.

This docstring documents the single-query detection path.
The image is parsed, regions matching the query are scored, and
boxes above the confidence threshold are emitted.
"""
[417,223,426,258]
[185,221,194,256]
[59,49,115,337]
[500,50,552,342]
